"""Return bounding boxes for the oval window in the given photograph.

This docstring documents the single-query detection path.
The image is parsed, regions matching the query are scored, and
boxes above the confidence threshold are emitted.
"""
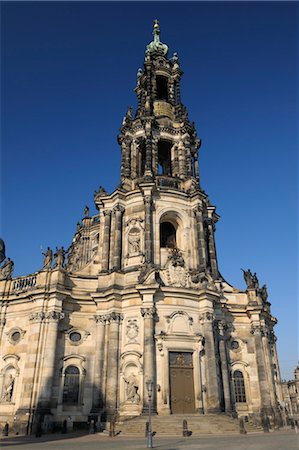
[69,331,82,343]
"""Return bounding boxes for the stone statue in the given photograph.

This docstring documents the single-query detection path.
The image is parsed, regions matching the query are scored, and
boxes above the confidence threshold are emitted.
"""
[76,222,81,232]
[84,206,89,218]
[125,373,140,404]
[259,284,268,302]
[0,258,14,280]
[126,106,132,118]
[241,268,254,289]
[252,272,259,289]
[53,247,66,268]
[0,238,5,264]
[1,374,14,402]
[94,185,107,197]
[168,248,185,267]
[42,247,52,269]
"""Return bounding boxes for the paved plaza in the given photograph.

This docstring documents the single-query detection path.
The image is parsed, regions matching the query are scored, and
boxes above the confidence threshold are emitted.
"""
[1,430,298,450]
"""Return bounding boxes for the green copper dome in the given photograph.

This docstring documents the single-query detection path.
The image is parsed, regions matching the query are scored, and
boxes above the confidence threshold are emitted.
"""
[146,20,168,57]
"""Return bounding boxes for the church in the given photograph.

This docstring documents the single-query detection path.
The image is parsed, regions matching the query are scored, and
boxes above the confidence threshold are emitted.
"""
[0,21,284,434]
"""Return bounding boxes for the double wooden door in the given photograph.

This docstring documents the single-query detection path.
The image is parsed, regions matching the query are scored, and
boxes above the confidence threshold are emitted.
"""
[169,352,195,414]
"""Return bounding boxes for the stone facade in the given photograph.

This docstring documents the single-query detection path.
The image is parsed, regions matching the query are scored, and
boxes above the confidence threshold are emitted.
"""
[0,21,284,434]
[282,365,299,419]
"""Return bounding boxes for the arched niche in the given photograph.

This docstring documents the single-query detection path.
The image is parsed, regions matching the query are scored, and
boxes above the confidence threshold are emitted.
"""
[158,210,185,267]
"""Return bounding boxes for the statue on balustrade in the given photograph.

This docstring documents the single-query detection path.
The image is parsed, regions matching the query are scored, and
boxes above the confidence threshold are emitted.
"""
[53,247,66,268]
[42,247,52,269]
[0,258,14,280]
[0,238,5,264]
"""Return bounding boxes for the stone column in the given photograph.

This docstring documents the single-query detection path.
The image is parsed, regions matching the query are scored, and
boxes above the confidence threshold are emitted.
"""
[194,152,199,181]
[112,205,124,270]
[141,307,157,413]
[152,138,158,175]
[251,325,272,414]
[261,328,277,408]
[101,210,111,272]
[145,136,152,175]
[38,311,64,410]
[91,314,107,411]
[131,140,137,179]
[124,138,131,179]
[218,321,232,412]
[194,206,207,271]
[186,146,192,177]
[200,310,221,412]
[178,141,187,179]
[17,312,45,435]
[175,77,181,105]
[205,218,218,278]
[143,195,153,264]
[171,144,179,177]
[105,312,123,419]
[0,317,6,348]
[120,140,126,181]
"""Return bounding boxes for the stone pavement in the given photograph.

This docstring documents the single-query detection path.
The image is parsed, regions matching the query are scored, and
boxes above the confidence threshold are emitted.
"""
[0,430,298,450]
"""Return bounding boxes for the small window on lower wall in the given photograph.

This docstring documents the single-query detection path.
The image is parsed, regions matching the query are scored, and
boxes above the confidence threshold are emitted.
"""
[233,370,246,403]
[63,365,80,404]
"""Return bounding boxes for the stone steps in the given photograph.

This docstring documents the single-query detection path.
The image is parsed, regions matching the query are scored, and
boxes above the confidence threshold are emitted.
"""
[115,414,257,436]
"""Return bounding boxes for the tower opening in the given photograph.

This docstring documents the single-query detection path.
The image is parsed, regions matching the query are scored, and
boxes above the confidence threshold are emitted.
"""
[156,75,168,101]
[160,222,176,248]
[158,141,172,176]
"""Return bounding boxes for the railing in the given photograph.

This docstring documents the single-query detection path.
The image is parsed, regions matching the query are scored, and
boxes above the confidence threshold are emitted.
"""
[157,176,181,190]
[12,274,37,292]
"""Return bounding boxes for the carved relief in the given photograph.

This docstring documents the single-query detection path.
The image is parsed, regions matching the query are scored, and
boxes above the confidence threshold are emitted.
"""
[160,248,188,287]
[126,318,139,344]
[125,218,144,266]
[141,307,156,319]
[128,228,141,255]
[165,311,193,335]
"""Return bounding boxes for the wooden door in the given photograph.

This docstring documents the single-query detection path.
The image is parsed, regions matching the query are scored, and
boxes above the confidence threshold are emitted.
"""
[169,352,195,414]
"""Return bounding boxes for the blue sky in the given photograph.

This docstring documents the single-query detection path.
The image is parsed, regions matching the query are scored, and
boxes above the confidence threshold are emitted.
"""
[1,2,298,379]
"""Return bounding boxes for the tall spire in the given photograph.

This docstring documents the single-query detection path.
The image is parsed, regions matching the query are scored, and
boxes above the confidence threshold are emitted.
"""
[146,20,168,57]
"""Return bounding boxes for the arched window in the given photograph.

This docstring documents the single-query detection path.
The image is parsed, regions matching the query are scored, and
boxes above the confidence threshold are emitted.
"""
[63,365,80,404]
[157,141,172,176]
[160,222,176,248]
[156,75,168,101]
[233,370,246,403]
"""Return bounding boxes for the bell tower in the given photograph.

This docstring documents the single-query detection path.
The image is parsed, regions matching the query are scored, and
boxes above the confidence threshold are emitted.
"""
[93,20,220,279]
[118,20,201,193]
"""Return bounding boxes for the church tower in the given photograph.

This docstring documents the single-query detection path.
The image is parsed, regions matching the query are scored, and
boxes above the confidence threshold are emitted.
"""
[0,21,283,434]
[95,19,219,280]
